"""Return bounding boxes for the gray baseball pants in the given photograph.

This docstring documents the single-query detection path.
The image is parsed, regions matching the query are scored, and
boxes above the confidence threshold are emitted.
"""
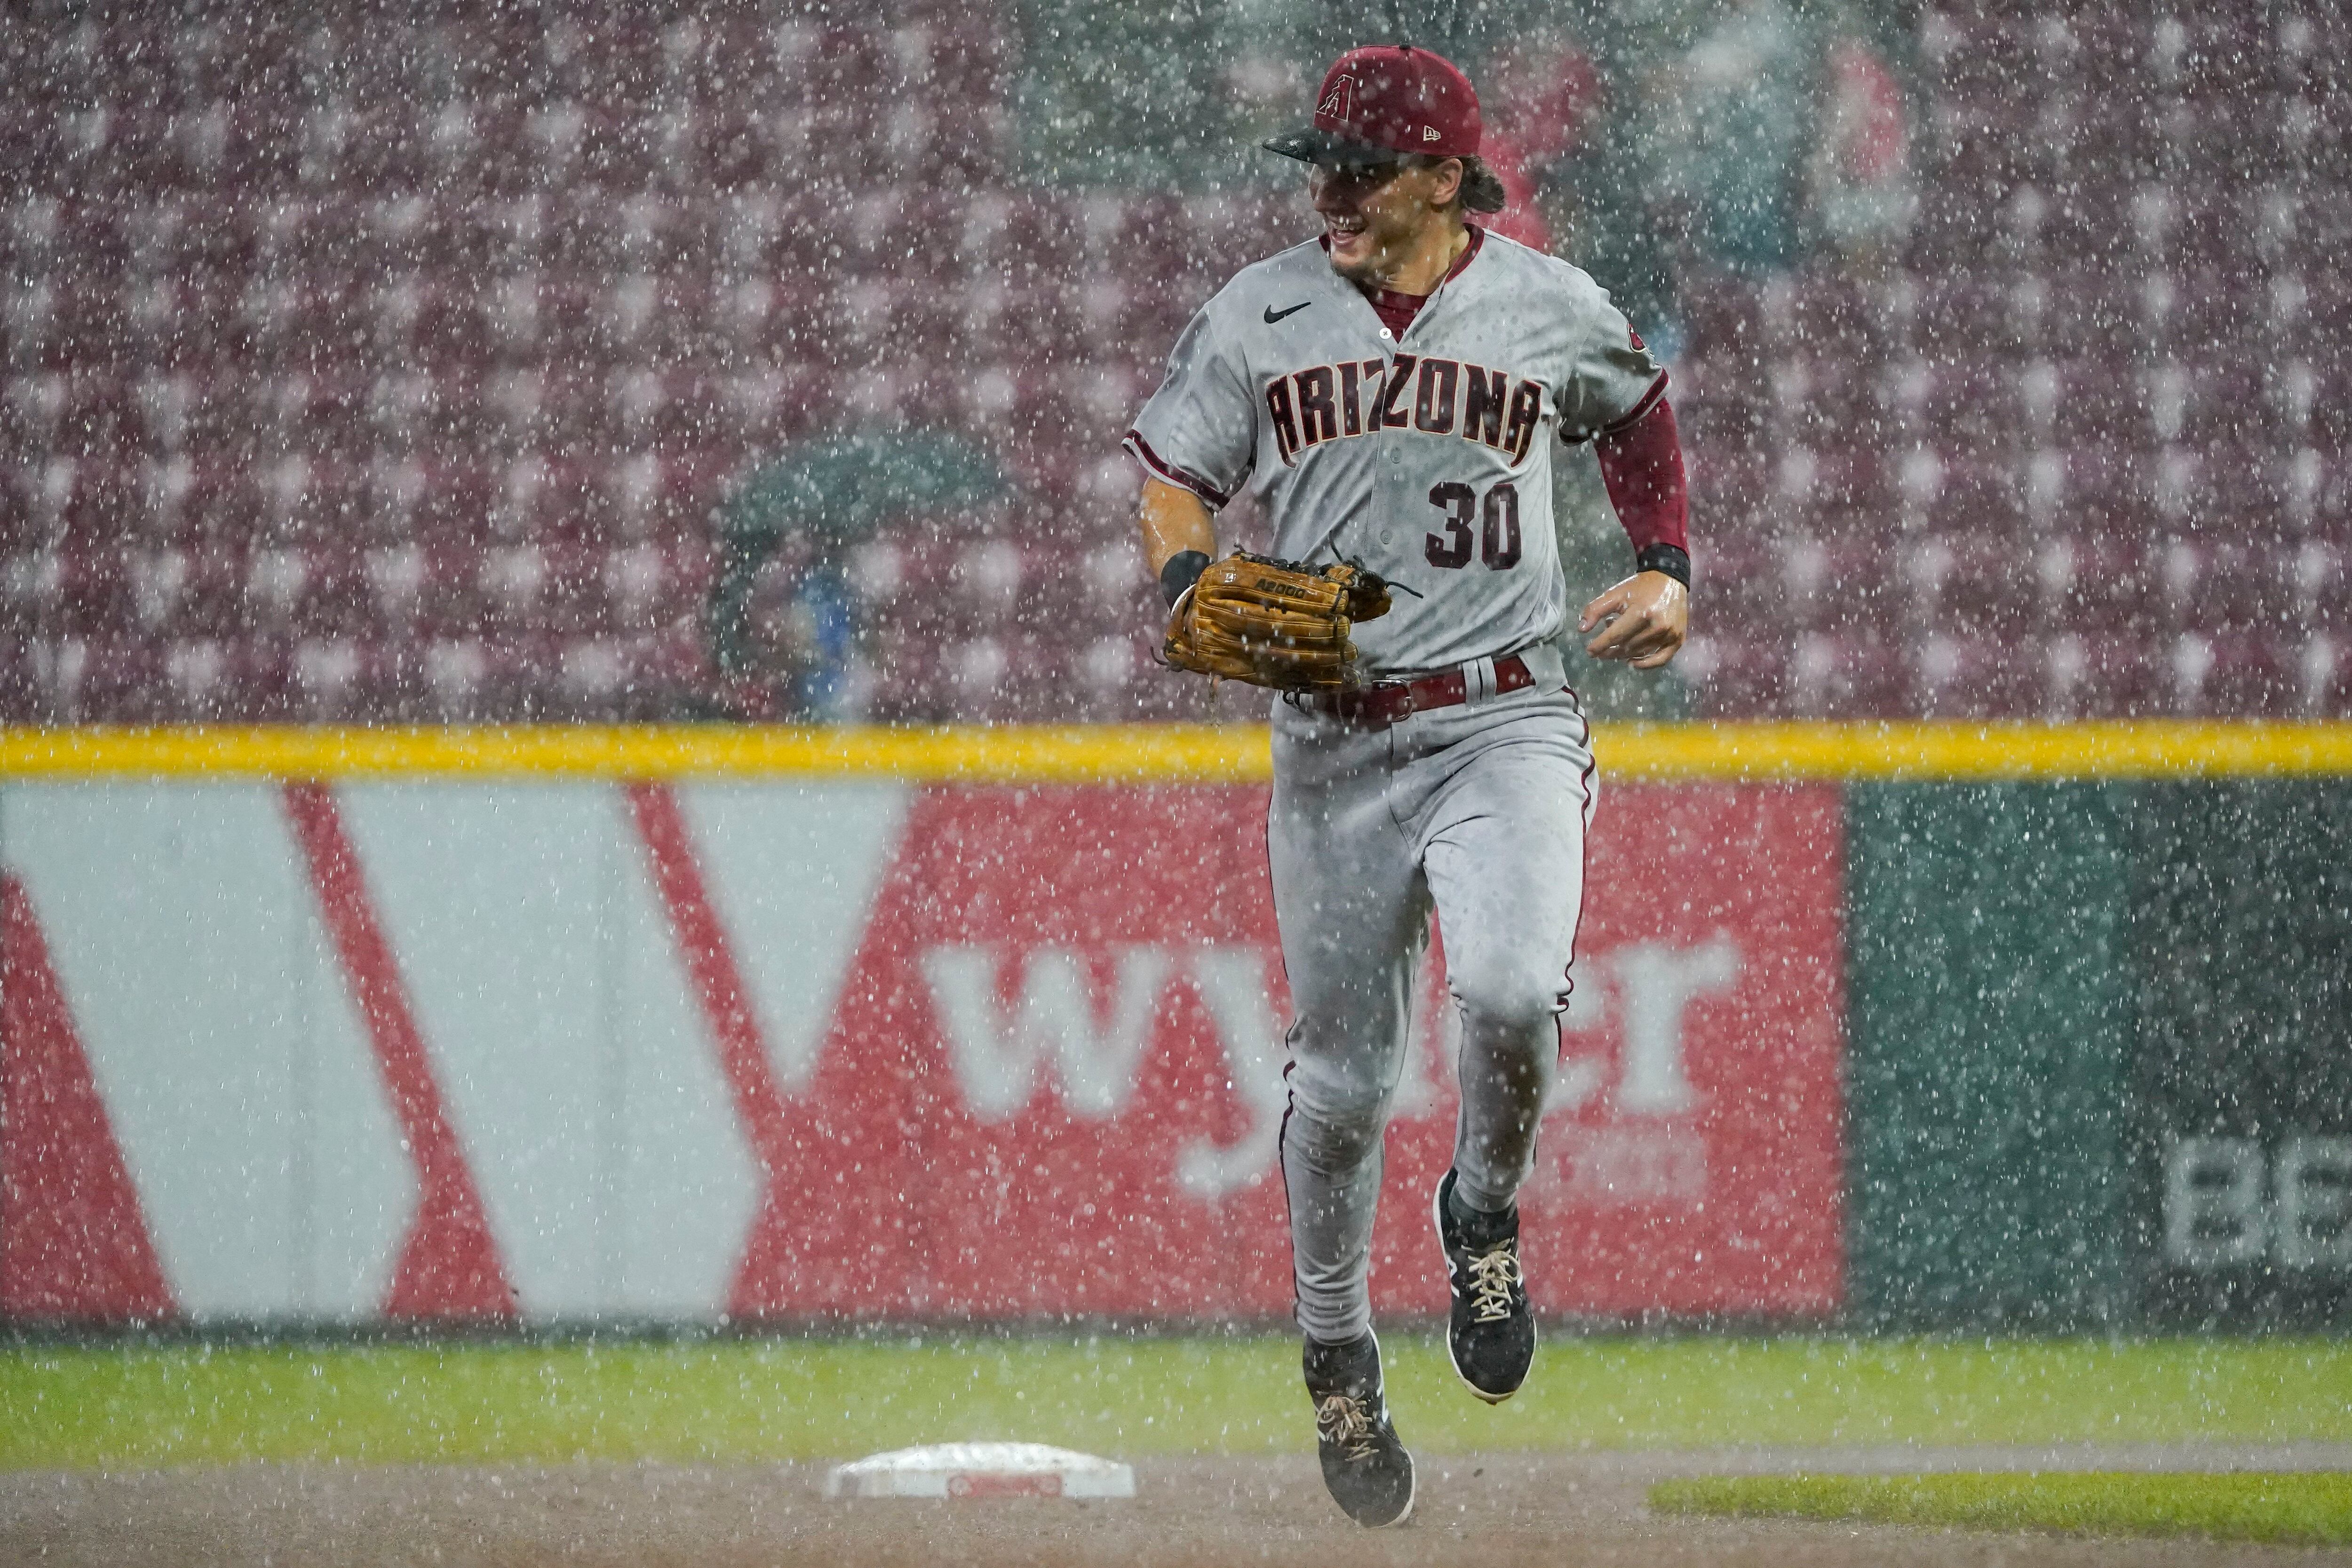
[1267,645,1597,1345]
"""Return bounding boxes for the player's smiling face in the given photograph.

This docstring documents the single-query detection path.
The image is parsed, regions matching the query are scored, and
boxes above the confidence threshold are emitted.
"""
[1310,159,1459,287]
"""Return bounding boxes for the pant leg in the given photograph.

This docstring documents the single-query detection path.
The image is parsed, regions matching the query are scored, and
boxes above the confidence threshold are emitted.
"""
[1418,721,1596,1214]
[1268,720,1427,1345]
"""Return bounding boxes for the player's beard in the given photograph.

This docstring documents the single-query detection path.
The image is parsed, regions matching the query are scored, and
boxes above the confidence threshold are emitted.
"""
[1324,200,1441,291]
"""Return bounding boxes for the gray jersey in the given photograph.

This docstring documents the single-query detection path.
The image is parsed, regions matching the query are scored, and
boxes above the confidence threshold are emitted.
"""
[1126,228,1666,677]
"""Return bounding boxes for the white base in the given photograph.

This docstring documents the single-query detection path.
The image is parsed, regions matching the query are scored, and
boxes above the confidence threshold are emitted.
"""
[824,1441,1136,1500]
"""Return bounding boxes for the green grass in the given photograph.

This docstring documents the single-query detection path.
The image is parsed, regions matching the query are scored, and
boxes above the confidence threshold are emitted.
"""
[1649,1472,2352,1547]
[1,1335,2348,1471]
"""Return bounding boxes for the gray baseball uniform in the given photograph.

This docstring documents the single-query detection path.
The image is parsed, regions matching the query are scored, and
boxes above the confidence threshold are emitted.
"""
[1125,227,1665,1344]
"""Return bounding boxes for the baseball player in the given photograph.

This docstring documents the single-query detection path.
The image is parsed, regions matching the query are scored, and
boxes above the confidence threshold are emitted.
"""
[1125,45,1691,1527]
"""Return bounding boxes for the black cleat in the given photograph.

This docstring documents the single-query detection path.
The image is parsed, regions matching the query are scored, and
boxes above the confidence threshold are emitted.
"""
[1434,1168,1535,1403]
[1303,1332,1415,1528]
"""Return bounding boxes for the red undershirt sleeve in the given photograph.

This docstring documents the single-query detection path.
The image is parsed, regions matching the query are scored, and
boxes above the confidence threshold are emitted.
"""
[1593,396,1691,584]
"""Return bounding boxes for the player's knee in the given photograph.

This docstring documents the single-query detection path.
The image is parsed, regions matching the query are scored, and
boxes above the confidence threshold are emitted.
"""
[1282,1077,1389,1172]
[1287,1108,1382,1173]
[1451,962,1566,1040]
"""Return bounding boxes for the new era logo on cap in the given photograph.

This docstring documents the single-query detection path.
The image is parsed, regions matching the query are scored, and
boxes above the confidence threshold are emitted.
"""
[1423,126,1439,141]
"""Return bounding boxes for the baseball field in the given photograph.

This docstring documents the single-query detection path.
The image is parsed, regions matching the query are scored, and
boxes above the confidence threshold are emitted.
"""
[4,1333,2349,1565]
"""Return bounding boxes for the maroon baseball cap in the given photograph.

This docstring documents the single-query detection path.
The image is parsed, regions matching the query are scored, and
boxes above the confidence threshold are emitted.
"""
[1264,44,1484,167]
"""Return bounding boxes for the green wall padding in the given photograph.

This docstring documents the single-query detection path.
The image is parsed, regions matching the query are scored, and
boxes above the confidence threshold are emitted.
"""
[1846,783,2135,1328]
[2128,781,2352,1329]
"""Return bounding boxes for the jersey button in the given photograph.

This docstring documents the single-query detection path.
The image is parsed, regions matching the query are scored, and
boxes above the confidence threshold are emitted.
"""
[1378,327,1394,341]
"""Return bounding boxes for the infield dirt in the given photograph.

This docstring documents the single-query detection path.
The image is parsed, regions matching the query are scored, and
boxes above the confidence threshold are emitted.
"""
[5,1449,2351,1568]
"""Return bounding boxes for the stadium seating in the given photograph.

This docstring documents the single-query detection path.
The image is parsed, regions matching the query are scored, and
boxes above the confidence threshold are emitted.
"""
[0,5,2344,722]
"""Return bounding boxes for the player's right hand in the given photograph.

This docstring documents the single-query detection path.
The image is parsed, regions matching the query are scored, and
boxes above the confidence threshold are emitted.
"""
[1580,572,1688,669]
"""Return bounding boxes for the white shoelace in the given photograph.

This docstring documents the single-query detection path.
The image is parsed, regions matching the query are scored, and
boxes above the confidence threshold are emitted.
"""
[1315,1392,1379,1459]
[1464,1242,1522,1324]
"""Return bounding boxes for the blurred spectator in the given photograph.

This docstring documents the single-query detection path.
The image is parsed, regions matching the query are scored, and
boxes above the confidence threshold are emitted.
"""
[1807,33,1916,266]
[1477,39,1604,253]
[1653,0,1808,278]
[707,435,1008,722]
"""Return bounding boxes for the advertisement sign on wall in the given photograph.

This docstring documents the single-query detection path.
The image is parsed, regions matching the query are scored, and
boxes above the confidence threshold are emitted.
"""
[1,778,1845,1324]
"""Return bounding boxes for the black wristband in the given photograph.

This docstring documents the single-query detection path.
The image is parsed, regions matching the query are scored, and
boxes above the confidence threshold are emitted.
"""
[1159,549,1212,608]
[1636,543,1691,588]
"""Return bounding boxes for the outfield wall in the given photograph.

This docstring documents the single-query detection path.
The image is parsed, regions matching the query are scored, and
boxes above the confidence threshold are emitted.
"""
[2,724,2348,1330]
[1850,779,2352,1331]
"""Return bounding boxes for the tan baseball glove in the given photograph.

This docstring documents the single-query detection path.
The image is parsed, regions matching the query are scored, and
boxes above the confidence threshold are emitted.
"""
[1162,551,1393,692]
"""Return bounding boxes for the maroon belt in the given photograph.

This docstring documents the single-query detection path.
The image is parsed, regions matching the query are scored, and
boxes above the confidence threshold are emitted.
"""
[1313,653,1537,730]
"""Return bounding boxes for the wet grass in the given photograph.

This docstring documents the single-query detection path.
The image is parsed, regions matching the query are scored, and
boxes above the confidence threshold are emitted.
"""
[1650,1472,2352,1546]
[0,1334,2347,1470]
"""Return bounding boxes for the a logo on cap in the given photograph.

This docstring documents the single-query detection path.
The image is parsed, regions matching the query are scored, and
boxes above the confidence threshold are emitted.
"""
[1423,125,1439,141]
[1319,75,1355,123]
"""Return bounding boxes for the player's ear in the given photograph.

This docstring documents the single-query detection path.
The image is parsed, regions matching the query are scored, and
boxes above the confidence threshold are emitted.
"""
[1427,157,1464,211]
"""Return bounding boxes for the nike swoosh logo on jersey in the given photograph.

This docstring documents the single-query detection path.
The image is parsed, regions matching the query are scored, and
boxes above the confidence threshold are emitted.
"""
[1264,301,1312,324]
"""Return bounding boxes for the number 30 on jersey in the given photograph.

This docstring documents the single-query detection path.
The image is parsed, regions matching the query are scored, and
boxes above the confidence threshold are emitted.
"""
[1427,480,1521,570]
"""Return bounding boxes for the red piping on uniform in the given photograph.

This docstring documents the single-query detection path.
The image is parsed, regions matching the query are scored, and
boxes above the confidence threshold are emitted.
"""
[1124,429,1234,508]
[281,783,516,1321]
[1553,696,1601,1069]
[1264,787,1303,1331]
[1597,369,1671,438]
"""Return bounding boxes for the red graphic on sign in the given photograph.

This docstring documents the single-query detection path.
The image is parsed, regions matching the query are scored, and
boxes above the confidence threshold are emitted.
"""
[0,876,175,1321]
[283,784,516,1321]
[623,782,821,1318]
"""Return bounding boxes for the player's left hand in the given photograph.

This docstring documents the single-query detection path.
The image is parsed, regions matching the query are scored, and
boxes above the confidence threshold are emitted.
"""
[1580,571,1688,669]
